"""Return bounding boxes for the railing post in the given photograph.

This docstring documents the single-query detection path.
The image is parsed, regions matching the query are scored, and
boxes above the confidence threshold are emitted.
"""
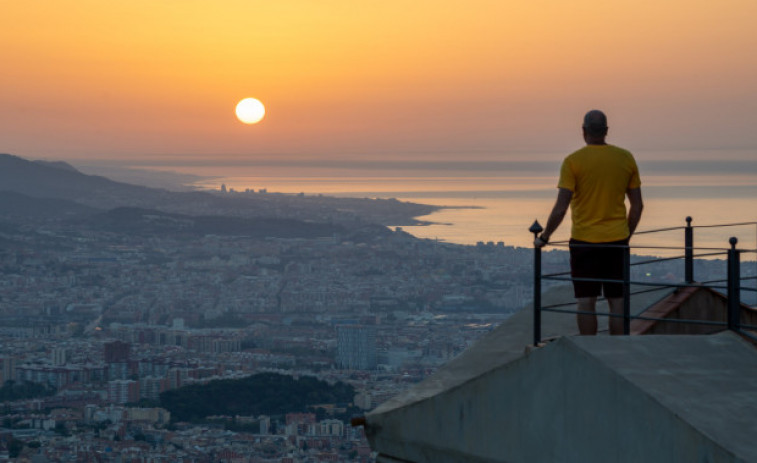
[622,244,631,335]
[727,237,741,331]
[530,220,543,346]
[685,216,694,283]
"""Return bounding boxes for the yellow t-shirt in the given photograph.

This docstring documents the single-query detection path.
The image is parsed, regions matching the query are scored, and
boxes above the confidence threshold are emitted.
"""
[558,144,641,242]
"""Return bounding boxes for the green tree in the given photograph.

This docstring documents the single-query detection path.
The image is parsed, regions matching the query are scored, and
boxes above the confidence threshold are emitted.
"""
[8,439,23,458]
[160,372,354,422]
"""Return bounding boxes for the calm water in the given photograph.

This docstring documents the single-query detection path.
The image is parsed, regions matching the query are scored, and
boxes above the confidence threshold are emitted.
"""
[134,152,757,255]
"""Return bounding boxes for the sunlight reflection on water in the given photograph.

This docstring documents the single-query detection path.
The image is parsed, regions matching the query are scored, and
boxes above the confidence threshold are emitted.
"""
[141,158,757,258]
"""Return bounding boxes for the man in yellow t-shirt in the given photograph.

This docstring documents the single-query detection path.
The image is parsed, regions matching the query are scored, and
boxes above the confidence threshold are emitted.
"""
[534,110,644,335]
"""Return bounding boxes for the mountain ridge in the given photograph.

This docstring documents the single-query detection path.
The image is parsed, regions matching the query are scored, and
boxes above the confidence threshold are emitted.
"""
[0,152,439,229]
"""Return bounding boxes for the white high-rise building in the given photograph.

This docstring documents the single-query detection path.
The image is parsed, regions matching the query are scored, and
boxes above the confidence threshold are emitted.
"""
[51,348,68,366]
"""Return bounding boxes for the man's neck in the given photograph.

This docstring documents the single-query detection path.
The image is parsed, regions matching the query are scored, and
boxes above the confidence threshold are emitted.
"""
[585,137,607,145]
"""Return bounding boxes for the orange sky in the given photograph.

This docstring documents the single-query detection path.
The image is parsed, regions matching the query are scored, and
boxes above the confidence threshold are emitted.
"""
[1,0,756,161]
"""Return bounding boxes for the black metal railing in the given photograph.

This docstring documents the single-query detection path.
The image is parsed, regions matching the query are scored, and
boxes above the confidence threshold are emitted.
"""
[529,217,757,346]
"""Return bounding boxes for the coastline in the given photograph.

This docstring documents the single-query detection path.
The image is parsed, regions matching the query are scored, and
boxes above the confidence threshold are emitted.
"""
[72,159,757,250]
[72,161,461,230]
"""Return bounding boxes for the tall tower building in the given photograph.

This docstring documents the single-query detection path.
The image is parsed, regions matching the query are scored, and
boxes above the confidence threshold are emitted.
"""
[104,341,132,381]
[0,356,16,384]
[337,325,377,370]
[104,340,131,363]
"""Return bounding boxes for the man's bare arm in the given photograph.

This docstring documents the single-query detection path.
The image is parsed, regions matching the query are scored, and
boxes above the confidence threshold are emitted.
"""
[535,188,572,247]
[626,187,643,236]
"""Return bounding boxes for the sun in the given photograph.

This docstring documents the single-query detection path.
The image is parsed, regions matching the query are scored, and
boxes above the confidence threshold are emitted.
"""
[235,98,265,124]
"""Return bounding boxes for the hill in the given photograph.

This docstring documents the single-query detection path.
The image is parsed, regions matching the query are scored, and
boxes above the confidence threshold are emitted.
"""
[33,160,81,173]
[0,191,97,220]
[0,153,439,227]
[0,153,157,206]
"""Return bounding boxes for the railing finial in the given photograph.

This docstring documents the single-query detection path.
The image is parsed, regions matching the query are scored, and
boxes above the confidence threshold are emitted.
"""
[729,237,738,249]
[529,220,543,237]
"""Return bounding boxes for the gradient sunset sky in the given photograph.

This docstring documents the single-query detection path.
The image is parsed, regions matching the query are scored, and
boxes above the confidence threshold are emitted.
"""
[2,1,756,162]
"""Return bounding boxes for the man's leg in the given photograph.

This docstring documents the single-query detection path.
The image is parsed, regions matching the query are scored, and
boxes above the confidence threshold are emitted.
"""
[576,297,598,335]
[606,297,624,335]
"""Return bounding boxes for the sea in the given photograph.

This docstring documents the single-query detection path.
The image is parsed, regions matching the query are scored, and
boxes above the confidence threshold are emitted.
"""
[130,149,757,258]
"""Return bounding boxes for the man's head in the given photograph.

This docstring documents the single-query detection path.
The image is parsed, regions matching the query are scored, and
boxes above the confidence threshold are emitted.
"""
[582,110,608,139]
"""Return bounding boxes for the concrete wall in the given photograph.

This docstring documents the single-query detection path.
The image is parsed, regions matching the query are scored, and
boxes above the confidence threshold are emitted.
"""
[367,335,755,463]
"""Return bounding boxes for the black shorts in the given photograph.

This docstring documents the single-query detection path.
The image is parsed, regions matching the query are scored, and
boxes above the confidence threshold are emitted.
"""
[569,238,629,298]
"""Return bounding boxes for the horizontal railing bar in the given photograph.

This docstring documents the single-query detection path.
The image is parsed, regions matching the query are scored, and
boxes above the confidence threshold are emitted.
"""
[542,275,757,291]
[544,223,757,237]
[543,242,754,254]
[693,221,757,229]
[691,251,733,259]
[540,308,652,319]
[630,287,672,297]
[539,277,755,298]
[634,226,686,234]
[630,246,729,252]
[541,257,755,280]
[540,307,729,327]
[547,242,682,250]
[540,301,580,310]
[542,276,614,283]
[536,248,745,261]
[546,242,734,253]
[700,278,727,285]
[541,271,572,278]
[540,286,668,304]
[631,316,728,327]
[632,255,686,266]
[542,276,698,289]
[541,307,633,318]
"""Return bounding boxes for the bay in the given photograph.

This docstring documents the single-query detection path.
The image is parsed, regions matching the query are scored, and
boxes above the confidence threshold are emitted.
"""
[131,153,757,257]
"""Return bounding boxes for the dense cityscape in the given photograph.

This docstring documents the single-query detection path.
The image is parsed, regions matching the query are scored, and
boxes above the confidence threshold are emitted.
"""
[0,155,750,461]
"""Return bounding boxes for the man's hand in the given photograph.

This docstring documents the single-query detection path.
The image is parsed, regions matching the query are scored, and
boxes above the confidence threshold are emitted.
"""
[534,235,548,248]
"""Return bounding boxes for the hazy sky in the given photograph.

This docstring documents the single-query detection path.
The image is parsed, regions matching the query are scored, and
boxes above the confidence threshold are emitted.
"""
[2,1,756,162]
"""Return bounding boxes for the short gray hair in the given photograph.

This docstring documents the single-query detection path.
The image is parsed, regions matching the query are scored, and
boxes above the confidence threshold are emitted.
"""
[582,110,608,136]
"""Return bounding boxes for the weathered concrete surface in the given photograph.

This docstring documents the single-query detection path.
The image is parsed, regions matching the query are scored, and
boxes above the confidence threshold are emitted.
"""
[572,333,757,462]
[370,284,667,419]
[367,330,757,463]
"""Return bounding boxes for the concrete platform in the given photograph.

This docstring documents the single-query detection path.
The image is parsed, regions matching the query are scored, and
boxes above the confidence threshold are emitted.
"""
[365,287,757,462]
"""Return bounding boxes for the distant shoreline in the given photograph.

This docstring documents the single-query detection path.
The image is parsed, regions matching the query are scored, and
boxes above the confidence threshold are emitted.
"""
[60,156,757,249]
[72,161,485,229]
